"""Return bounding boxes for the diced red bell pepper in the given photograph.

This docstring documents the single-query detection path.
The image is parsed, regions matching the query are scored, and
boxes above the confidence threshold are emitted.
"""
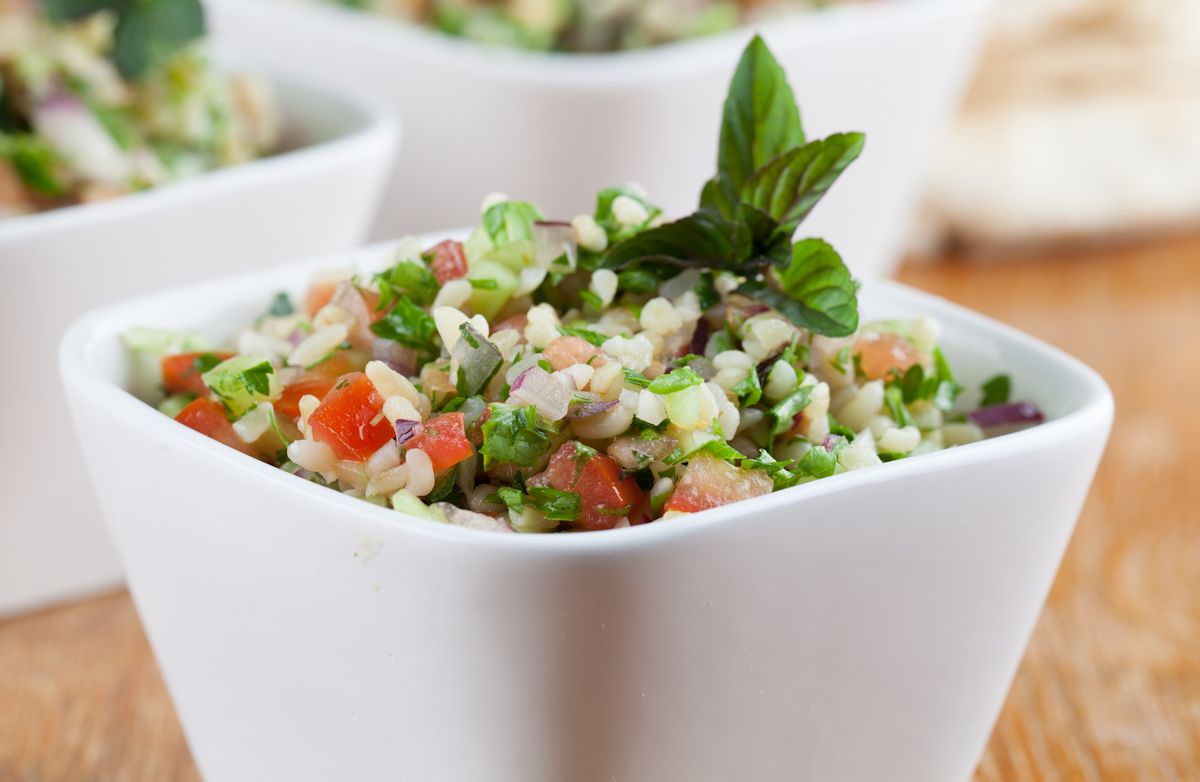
[175,398,258,457]
[530,441,646,531]
[161,351,233,396]
[664,452,772,514]
[308,372,393,461]
[429,240,468,285]
[408,412,473,473]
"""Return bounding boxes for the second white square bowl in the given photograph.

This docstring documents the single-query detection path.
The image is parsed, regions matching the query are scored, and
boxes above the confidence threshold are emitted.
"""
[0,62,398,617]
[208,0,993,278]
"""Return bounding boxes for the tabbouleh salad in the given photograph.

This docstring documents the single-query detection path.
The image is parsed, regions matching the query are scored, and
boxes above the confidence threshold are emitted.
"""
[127,37,1043,533]
[0,0,279,217]
[330,0,868,52]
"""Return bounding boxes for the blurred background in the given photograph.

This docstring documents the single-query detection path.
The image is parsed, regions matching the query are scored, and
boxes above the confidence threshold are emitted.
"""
[2,0,1198,779]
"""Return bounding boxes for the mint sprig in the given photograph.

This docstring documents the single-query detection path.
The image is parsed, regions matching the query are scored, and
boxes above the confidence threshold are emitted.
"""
[600,36,864,338]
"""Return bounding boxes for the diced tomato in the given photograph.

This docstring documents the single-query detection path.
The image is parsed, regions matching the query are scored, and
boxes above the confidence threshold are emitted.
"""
[275,351,358,419]
[175,398,259,458]
[408,412,473,472]
[664,452,772,514]
[530,442,646,531]
[307,372,394,461]
[854,333,923,381]
[543,336,604,371]
[304,280,338,317]
[429,240,468,284]
[161,351,233,396]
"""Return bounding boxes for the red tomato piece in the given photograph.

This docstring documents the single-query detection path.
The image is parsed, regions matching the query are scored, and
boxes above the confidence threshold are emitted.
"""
[530,442,646,531]
[275,351,359,419]
[161,351,233,396]
[664,453,772,514]
[854,333,923,381]
[429,240,468,284]
[408,412,473,473]
[304,280,338,318]
[175,398,259,457]
[308,372,394,461]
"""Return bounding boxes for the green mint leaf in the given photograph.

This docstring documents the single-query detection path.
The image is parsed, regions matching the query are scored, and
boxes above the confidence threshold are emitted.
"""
[578,290,603,310]
[732,202,792,270]
[767,384,814,438]
[492,486,526,514]
[742,450,803,490]
[732,366,762,405]
[623,369,652,389]
[694,271,720,310]
[617,264,678,295]
[369,298,439,361]
[980,374,1012,407]
[483,200,545,245]
[647,366,703,395]
[884,385,915,428]
[480,404,553,468]
[529,487,581,522]
[601,210,736,271]
[741,133,866,235]
[740,238,858,337]
[931,348,964,410]
[376,258,439,309]
[708,35,804,219]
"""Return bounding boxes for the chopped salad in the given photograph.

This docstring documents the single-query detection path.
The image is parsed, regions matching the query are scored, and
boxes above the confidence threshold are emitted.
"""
[330,0,866,52]
[0,0,279,218]
[129,38,1043,533]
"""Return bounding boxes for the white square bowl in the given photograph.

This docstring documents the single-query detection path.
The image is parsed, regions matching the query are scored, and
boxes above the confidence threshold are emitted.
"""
[0,61,399,617]
[207,0,993,278]
[60,237,1111,782]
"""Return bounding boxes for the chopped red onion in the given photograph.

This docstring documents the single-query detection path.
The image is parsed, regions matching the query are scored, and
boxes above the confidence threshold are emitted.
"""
[372,339,416,376]
[969,403,1045,429]
[395,419,421,447]
[510,366,534,393]
[689,318,711,356]
[565,399,619,420]
[821,435,843,452]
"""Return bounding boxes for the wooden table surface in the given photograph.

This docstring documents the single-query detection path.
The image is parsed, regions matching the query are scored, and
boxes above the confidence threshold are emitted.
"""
[2,235,1198,781]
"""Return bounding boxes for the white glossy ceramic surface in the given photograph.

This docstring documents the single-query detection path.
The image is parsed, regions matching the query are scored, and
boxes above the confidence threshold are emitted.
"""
[0,66,398,618]
[207,0,992,278]
[61,237,1111,782]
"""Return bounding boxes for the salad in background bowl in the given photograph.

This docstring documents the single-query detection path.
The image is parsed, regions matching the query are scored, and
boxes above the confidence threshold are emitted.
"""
[1,0,279,216]
[208,0,993,278]
[328,0,870,52]
[126,38,1042,533]
[0,0,398,618]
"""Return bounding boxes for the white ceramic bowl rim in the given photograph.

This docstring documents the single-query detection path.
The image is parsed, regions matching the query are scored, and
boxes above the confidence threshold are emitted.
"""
[245,0,988,85]
[61,242,1112,554]
[0,51,398,247]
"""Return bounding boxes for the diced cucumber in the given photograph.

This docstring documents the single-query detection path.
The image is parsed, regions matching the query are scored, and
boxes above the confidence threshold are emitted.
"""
[663,385,702,429]
[391,489,444,522]
[483,239,535,273]
[201,354,278,418]
[157,394,195,419]
[466,259,519,320]
[122,327,211,403]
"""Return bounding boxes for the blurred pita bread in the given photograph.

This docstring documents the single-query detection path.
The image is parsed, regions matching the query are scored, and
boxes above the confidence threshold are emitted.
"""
[914,0,1200,252]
